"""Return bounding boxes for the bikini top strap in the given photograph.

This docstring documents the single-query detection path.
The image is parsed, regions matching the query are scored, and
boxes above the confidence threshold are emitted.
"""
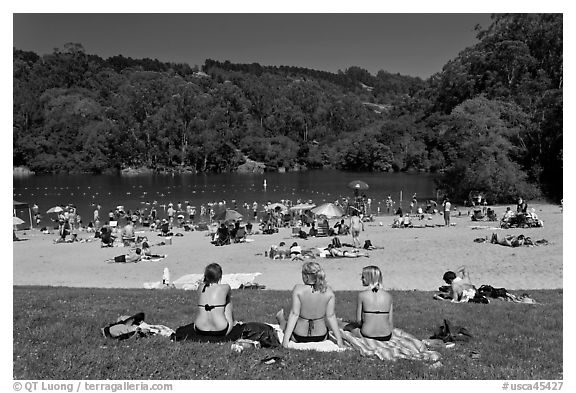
[198,303,226,312]
[299,315,326,336]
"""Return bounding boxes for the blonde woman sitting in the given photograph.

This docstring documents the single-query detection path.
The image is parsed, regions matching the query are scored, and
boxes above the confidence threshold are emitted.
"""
[344,265,394,341]
[276,261,344,348]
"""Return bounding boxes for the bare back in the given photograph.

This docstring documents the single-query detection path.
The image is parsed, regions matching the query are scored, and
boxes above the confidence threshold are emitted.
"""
[350,216,362,231]
[358,289,393,337]
[194,283,232,333]
[292,284,335,337]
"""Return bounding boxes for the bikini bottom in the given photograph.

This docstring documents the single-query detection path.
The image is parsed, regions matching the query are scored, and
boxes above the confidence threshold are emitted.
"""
[292,331,328,343]
[194,324,229,337]
[361,331,392,341]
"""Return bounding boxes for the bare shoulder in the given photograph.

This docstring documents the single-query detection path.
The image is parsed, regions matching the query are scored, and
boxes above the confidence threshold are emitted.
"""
[381,290,393,301]
[325,286,336,298]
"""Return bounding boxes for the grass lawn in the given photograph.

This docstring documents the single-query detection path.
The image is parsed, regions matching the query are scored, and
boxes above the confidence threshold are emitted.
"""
[13,286,562,380]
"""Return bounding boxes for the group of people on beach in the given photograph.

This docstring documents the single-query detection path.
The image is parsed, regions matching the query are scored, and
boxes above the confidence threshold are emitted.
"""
[181,262,394,347]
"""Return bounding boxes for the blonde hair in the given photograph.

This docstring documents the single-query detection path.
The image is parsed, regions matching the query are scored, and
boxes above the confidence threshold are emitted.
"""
[362,265,383,292]
[301,261,328,293]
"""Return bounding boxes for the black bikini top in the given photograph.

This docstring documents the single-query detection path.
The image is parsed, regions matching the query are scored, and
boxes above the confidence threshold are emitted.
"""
[198,303,227,312]
[363,310,390,314]
[199,282,227,311]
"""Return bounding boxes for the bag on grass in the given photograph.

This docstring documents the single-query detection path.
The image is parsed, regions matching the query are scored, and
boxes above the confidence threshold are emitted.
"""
[430,319,473,343]
[478,285,508,299]
[101,312,145,340]
[240,322,281,348]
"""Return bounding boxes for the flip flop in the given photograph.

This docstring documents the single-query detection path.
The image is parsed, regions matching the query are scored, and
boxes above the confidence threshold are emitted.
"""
[260,356,283,365]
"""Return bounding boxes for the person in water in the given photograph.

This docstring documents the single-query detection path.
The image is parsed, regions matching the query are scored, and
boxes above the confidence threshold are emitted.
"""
[276,261,344,348]
[194,263,235,336]
[344,265,394,341]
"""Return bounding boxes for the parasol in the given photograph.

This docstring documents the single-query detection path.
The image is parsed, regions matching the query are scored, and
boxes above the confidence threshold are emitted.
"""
[46,206,63,214]
[213,209,243,222]
[269,203,288,212]
[13,216,25,226]
[311,203,345,218]
[290,203,316,211]
[347,180,369,190]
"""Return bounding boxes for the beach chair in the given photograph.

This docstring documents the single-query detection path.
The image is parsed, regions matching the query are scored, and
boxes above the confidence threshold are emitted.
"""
[122,236,136,247]
[292,227,301,237]
[316,221,329,237]
[234,227,246,243]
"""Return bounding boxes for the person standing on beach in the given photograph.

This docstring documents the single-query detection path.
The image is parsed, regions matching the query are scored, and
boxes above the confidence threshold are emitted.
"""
[443,197,451,226]
[350,210,364,248]
[252,201,258,222]
[94,205,101,229]
[167,204,175,224]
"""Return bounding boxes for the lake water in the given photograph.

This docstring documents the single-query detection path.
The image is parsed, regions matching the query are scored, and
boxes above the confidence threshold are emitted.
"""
[13,170,438,227]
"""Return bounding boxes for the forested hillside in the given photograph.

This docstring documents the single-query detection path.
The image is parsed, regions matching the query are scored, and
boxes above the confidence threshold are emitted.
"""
[13,14,562,202]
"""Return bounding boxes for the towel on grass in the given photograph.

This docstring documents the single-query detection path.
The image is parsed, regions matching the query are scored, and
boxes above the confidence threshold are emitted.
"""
[268,324,345,352]
[144,273,262,290]
[340,328,441,362]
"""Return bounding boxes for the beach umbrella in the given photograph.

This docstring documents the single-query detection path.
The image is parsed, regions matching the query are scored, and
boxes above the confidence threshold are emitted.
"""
[46,206,63,214]
[269,203,288,212]
[347,180,369,191]
[13,216,25,225]
[311,203,344,218]
[290,203,316,211]
[213,209,243,222]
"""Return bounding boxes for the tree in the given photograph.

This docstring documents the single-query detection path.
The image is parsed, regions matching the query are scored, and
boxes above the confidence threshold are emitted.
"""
[436,96,540,202]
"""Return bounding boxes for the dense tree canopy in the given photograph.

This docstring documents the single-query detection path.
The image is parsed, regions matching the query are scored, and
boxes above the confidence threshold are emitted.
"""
[13,14,562,202]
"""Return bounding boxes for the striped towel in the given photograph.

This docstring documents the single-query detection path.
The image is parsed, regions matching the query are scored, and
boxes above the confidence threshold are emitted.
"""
[340,328,441,362]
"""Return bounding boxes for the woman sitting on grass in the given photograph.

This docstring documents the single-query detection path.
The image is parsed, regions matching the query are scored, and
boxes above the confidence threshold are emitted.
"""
[173,263,246,342]
[344,265,394,341]
[194,263,235,336]
[276,261,344,348]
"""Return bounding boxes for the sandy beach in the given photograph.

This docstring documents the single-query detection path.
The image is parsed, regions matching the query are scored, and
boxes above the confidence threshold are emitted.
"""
[12,204,562,291]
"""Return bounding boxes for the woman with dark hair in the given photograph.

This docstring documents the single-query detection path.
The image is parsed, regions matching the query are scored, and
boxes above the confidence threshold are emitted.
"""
[194,263,235,336]
[276,262,344,348]
[173,263,249,342]
[344,265,394,341]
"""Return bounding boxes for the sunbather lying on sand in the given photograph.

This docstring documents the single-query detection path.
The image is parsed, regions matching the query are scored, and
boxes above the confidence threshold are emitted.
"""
[141,242,166,258]
[106,248,142,263]
[490,233,548,247]
[326,244,369,258]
